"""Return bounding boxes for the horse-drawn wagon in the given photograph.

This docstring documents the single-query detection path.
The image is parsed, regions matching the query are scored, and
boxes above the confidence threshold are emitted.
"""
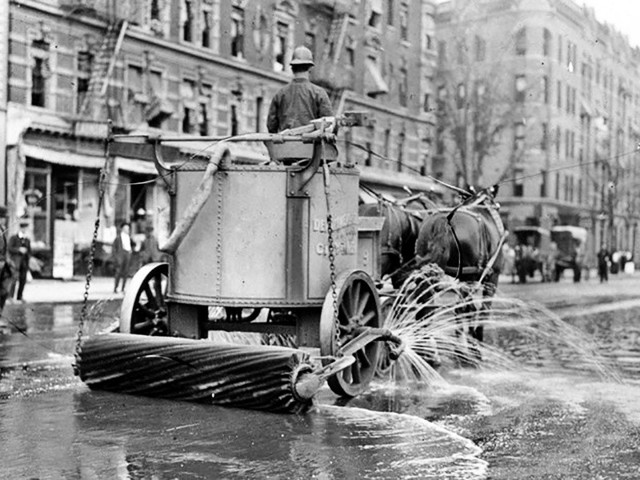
[76,114,407,411]
[75,112,508,412]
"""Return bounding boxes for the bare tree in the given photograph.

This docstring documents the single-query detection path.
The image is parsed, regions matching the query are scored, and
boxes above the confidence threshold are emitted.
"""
[435,5,531,188]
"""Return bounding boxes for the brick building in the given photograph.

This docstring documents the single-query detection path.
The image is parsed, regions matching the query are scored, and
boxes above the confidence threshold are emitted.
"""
[435,0,640,263]
[1,0,439,277]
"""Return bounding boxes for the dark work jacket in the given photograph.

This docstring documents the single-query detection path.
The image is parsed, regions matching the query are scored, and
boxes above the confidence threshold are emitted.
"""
[267,78,334,133]
[8,233,31,269]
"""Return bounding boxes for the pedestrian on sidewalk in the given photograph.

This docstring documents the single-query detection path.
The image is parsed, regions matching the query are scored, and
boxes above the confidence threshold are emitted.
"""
[0,207,13,313]
[597,245,610,283]
[112,221,135,293]
[8,218,31,302]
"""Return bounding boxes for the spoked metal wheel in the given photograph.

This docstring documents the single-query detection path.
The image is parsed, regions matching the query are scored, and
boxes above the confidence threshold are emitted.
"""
[320,270,382,397]
[120,262,169,335]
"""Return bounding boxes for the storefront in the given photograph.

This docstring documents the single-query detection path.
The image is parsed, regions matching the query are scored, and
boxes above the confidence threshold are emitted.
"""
[12,135,165,278]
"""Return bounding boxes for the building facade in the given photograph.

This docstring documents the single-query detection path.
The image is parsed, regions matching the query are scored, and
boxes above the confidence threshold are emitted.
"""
[435,0,640,264]
[2,0,439,277]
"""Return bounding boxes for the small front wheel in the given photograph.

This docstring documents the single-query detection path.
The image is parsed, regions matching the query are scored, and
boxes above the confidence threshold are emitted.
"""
[320,270,382,397]
[120,262,169,335]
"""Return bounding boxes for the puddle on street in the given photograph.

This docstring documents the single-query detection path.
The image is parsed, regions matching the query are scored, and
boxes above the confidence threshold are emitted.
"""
[1,299,640,479]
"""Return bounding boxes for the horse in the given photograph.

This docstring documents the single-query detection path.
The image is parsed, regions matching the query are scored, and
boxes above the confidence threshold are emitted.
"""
[413,186,507,359]
[358,198,423,289]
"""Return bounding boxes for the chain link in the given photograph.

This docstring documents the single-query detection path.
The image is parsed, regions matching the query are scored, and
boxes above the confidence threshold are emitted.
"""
[73,148,110,375]
[321,140,339,347]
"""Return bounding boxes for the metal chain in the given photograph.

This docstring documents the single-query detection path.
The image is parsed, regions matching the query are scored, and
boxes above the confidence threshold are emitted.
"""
[73,148,110,375]
[321,140,339,346]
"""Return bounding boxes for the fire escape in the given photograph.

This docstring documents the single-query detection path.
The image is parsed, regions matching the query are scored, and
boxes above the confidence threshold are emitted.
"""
[79,20,128,125]
[304,0,353,112]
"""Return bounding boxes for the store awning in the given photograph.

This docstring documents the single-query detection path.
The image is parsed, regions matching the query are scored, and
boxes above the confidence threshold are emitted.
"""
[21,143,157,174]
[364,58,389,97]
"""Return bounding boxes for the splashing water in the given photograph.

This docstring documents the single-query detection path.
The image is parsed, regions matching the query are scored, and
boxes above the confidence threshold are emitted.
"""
[379,264,621,385]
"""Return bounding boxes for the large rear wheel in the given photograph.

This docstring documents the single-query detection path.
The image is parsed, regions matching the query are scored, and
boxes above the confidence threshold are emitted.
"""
[320,270,382,397]
[120,262,169,335]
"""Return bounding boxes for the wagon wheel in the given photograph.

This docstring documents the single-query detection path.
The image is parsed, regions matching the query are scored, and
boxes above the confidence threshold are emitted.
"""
[120,262,169,335]
[320,270,382,397]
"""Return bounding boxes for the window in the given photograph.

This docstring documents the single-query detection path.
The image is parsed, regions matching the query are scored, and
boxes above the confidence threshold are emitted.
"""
[515,27,526,56]
[198,83,212,136]
[181,79,196,134]
[543,28,551,56]
[76,50,92,113]
[396,131,405,172]
[384,128,391,158]
[399,2,409,41]
[31,38,50,107]
[542,75,549,103]
[556,80,562,109]
[514,181,524,197]
[423,93,430,112]
[146,70,172,128]
[541,122,548,150]
[387,0,394,25]
[54,168,78,221]
[202,7,213,48]
[345,36,356,67]
[24,161,51,248]
[151,0,161,21]
[182,0,193,42]
[368,9,381,28]
[127,65,144,99]
[474,36,486,61]
[540,170,547,197]
[255,96,263,132]
[274,21,289,72]
[198,101,209,135]
[253,12,269,53]
[399,67,408,106]
[515,75,526,102]
[425,34,432,50]
[230,104,238,136]
[231,6,245,58]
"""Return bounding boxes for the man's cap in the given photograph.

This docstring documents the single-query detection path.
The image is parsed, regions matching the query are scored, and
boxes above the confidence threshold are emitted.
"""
[290,46,314,67]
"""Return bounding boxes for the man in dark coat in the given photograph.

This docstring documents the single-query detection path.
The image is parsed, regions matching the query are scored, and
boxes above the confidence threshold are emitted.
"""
[597,245,610,283]
[0,206,12,313]
[112,222,135,293]
[267,46,334,134]
[8,218,31,302]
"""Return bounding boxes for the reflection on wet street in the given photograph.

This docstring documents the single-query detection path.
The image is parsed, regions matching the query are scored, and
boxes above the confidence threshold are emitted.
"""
[1,300,640,479]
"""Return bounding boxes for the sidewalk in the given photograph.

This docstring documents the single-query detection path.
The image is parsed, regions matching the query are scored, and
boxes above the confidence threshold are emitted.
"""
[11,270,640,307]
[15,276,123,304]
[497,270,640,309]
